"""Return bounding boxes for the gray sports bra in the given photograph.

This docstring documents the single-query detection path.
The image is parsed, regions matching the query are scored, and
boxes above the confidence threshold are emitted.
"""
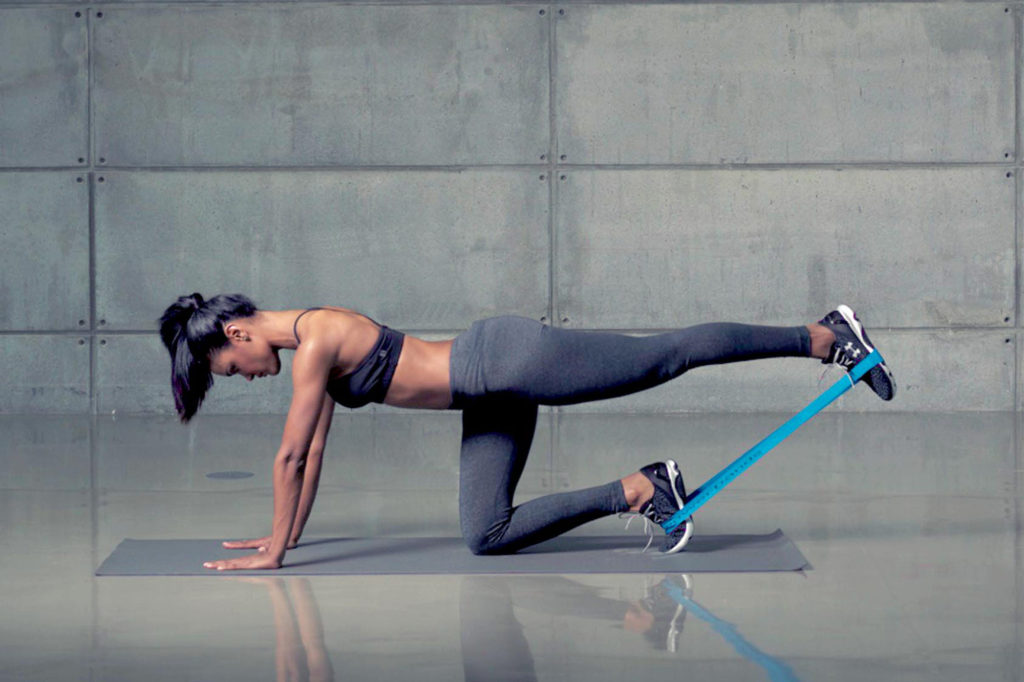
[292,308,405,409]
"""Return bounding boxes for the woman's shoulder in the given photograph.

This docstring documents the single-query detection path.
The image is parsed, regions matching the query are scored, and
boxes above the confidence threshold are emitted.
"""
[294,307,383,365]
[300,306,380,330]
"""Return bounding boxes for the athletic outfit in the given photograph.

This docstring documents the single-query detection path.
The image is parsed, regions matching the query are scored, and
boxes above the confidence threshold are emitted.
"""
[293,306,894,555]
[292,308,405,408]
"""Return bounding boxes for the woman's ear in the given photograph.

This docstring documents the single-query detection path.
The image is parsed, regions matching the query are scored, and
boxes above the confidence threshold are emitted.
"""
[223,322,243,343]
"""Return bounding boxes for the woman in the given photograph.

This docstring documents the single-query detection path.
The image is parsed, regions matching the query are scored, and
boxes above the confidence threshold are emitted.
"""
[158,294,894,571]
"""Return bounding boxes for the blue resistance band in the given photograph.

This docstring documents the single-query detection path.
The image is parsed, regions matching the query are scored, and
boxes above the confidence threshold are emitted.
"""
[662,349,884,534]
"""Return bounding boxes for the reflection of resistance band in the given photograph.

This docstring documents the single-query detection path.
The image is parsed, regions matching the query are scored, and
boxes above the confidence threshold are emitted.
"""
[660,578,800,682]
[663,350,885,537]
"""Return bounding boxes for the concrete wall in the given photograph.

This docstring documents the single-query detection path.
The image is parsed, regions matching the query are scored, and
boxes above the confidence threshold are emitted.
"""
[0,2,1019,415]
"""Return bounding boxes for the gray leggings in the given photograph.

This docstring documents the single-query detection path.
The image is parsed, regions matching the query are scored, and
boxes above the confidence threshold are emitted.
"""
[448,315,811,555]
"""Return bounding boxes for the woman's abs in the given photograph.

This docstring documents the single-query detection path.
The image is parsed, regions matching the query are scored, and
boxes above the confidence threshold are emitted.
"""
[383,336,455,409]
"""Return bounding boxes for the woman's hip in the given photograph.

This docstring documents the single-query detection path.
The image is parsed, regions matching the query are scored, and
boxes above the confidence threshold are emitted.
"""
[449,315,545,408]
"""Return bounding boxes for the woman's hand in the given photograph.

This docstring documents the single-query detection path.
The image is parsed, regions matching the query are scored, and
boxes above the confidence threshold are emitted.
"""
[222,535,298,551]
[204,552,282,571]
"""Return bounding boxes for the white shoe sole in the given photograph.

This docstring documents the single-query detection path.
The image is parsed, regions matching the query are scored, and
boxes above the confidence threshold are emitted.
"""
[664,459,685,508]
[836,304,874,354]
[664,516,694,554]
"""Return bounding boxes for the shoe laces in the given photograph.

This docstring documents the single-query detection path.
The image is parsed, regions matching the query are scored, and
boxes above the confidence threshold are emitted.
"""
[619,512,656,553]
[817,361,855,392]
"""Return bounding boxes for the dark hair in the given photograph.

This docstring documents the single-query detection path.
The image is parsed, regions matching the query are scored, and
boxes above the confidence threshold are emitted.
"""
[157,292,259,423]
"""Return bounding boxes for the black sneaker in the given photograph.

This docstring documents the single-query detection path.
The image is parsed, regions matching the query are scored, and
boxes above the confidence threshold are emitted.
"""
[642,574,692,652]
[818,305,895,401]
[635,459,694,554]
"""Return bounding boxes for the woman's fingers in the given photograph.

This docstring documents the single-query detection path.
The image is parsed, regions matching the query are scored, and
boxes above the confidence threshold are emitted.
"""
[222,540,258,548]
[203,552,282,571]
[222,535,273,549]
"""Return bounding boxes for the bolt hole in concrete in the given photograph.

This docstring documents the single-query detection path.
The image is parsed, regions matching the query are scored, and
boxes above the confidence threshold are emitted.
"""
[206,471,255,480]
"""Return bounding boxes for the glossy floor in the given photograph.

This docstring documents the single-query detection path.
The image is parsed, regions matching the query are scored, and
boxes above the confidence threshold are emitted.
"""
[1,412,1020,681]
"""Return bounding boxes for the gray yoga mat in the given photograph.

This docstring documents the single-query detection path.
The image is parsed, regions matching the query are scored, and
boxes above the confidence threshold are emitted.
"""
[96,529,809,575]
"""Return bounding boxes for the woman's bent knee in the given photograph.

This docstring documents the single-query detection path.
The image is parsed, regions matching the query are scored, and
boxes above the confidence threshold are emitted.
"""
[465,537,493,556]
[462,528,512,556]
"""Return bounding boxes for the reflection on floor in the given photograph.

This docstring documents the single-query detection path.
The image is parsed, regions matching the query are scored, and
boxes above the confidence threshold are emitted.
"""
[0,412,1020,681]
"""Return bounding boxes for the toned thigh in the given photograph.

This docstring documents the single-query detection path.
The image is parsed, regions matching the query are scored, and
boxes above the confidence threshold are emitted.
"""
[457,399,538,537]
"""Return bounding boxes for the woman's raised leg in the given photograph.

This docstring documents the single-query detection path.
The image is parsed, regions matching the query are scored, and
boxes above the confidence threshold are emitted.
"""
[466,316,815,406]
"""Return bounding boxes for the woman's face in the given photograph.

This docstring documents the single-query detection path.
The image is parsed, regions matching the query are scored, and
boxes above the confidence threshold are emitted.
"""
[209,323,281,381]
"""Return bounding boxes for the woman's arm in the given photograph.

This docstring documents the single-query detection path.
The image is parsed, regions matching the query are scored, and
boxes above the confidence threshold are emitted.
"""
[220,392,336,553]
[288,392,336,545]
[205,338,333,570]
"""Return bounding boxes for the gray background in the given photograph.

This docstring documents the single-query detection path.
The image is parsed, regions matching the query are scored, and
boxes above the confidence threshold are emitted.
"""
[1,7,1021,679]
[0,2,1019,416]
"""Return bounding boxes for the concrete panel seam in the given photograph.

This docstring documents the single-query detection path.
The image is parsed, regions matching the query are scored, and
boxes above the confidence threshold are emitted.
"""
[484,327,1024,336]
[546,3,555,330]
[1015,4,1022,412]
[46,328,475,335]
[1015,3,1021,166]
[0,331,110,336]
[42,162,1020,172]
[89,172,96,409]
[1017,170,1021,411]
[515,162,1018,171]
[20,1,1024,5]
[26,326,1020,337]
[66,164,557,173]
[88,7,95,412]
[1017,331,1022,411]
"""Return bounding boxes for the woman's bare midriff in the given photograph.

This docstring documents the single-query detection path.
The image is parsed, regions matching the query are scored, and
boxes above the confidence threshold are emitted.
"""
[384,336,454,410]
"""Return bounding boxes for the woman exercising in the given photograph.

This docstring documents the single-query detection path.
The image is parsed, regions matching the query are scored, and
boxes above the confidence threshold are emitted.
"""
[157,294,894,571]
